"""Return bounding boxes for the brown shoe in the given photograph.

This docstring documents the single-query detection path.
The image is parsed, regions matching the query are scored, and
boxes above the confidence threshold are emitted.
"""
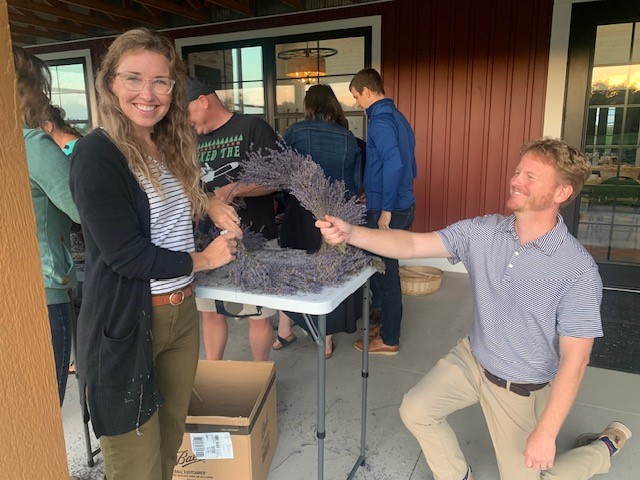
[366,323,382,338]
[354,334,399,355]
[574,421,632,455]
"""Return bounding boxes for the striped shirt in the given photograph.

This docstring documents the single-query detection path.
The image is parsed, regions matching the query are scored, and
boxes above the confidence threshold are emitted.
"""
[436,214,603,383]
[136,163,195,294]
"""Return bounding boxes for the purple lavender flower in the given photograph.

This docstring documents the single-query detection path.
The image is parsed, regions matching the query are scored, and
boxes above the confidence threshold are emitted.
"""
[209,142,383,295]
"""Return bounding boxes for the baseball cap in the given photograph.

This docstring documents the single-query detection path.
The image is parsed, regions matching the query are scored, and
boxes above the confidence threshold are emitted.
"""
[185,77,215,103]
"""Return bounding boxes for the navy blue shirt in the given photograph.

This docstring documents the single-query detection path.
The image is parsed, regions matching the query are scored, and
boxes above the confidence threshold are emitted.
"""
[364,98,417,211]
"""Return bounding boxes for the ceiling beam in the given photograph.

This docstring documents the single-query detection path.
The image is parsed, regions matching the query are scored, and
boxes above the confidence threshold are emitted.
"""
[133,0,209,22]
[56,0,166,27]
[9,11,96,36]
[204,0,252,17]
[278,0,304,10]
[10,32,33,46]
[7,0,126,31]
[185,0,204,10]
[9,24,69,41]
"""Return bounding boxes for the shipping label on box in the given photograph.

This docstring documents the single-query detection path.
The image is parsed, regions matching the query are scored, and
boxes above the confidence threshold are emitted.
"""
[191,432,234,459]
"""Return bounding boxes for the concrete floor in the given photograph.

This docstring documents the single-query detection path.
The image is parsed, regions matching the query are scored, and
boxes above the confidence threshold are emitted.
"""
[63,272,640,479]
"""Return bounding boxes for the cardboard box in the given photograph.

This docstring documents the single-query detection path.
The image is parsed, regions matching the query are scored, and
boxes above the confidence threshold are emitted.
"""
[173,361,278,480]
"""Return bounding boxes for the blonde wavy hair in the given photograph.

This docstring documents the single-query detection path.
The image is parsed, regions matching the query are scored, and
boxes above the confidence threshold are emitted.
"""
[95,28,207,218]
[13,46,52,128]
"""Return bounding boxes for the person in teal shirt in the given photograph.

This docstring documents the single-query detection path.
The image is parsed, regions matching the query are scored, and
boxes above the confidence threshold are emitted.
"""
[42,104,82,157]
[15,46,80,405]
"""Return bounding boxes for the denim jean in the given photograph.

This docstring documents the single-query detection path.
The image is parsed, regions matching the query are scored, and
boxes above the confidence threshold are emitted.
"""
[366,205,415,346]
[48,302,72,405]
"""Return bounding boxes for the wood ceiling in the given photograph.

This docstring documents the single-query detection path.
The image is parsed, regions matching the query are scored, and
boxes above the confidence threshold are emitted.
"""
[7,0,368,47]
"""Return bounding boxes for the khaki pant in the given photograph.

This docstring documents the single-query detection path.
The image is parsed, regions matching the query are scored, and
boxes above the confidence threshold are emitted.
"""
[100,296,200,480]
[399,338,611,480]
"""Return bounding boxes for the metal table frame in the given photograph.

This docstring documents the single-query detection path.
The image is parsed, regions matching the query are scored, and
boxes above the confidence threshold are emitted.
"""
[196,251,376,480]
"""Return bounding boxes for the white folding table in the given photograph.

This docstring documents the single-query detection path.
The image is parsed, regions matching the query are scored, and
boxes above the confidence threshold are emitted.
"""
[195,248,376,480]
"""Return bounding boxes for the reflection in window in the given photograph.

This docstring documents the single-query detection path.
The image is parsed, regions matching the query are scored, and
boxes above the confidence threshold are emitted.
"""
[579,22,640,266]
[183,29,369,138]
[47,62,91,134]
[594,23,633,65]
[188,47,264,115]
[586,22,640,168]
[275,37,365,138]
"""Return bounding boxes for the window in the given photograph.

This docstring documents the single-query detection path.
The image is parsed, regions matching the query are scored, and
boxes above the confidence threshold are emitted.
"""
[274,36,367,138]
[37,50,96,135]
[585,23,640,166]
[181,26,372,138]
[188,46,265,115]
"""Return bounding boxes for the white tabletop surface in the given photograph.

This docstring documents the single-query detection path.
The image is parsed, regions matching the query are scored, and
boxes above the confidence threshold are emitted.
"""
[195,248,376,315]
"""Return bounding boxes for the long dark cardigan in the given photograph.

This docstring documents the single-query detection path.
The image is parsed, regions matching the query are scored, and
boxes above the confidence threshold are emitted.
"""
[70,129,194,437]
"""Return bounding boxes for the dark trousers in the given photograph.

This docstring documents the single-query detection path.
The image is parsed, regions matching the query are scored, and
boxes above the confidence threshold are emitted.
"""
[366,205,415,346]
[48,302,72,405]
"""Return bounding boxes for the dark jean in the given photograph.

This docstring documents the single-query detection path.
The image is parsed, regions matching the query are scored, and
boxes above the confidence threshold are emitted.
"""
[48,302,72,405]
[366,205,415,346]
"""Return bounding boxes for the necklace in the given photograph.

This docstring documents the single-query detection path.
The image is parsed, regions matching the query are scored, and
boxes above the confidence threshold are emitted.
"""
[145,151,166,174]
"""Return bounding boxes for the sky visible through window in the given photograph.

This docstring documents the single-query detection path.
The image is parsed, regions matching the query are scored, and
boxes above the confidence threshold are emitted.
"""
[49,63,89,127]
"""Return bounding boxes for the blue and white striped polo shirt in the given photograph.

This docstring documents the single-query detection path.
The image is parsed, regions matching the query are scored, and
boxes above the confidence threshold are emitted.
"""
[436,214,603,384]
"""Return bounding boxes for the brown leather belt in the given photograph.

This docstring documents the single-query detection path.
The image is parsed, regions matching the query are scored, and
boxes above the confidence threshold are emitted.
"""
[151,283,194,307]
[483,369,548,397]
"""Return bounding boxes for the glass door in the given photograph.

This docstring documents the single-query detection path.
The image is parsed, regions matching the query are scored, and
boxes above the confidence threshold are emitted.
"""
[565,1,640,289]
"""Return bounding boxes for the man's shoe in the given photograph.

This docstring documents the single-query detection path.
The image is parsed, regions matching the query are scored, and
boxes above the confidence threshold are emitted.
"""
[366,323,382,338]
[574,421,632,455]
[354,334,399,355]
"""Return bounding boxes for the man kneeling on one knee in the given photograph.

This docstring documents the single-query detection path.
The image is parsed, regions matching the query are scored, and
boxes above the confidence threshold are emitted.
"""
[316,137,631,480]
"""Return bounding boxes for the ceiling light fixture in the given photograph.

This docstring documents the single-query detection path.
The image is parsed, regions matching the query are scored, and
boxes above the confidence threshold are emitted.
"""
[277,47,338,83]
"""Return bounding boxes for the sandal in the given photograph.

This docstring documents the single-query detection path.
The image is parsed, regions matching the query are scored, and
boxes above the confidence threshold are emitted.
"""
[272,333,297,350]
[325,341,336,360]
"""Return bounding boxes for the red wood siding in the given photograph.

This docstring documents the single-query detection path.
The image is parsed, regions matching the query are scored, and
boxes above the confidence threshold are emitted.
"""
[383,0,554,231]
[29,0,554,232]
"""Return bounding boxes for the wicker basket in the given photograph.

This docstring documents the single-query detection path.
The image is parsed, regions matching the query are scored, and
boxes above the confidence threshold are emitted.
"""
[399,266,444,296]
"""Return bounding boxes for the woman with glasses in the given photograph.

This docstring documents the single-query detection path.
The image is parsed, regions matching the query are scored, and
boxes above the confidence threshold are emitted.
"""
[70,28,241,480]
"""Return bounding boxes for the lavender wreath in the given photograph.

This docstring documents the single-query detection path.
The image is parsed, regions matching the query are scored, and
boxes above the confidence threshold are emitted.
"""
[197,144,383,295]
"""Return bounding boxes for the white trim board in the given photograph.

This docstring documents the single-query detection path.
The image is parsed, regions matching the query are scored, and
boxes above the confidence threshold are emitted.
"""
[543,0,600,137]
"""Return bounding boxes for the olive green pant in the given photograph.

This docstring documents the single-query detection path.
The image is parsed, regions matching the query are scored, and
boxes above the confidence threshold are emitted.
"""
[100,296,200,480]
[399,338,611,480]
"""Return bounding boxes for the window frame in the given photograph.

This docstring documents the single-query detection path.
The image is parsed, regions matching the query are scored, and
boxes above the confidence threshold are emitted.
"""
[36,49,97,133]
[176,16,381,134]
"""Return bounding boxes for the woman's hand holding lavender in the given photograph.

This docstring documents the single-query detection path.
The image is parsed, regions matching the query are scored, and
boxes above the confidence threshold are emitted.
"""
[206,193,243,237]
[191,231,238,272]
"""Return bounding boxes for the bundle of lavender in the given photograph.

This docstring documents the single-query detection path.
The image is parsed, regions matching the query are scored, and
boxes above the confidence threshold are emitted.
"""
[229,241,375,295]
[197,143,382,295]
[241,143,365,226]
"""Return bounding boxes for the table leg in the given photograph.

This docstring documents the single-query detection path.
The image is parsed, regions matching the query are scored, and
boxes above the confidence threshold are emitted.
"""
[317,313,326,480]
[348,280,370,478]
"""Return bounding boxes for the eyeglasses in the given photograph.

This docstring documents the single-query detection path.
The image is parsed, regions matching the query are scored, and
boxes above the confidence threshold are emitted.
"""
[115,72,175,95]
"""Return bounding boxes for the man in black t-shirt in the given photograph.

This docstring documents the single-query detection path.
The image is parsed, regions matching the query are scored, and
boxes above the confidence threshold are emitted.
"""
[186,77,278,361]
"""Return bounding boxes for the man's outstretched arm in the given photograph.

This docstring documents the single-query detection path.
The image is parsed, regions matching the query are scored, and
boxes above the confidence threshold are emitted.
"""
[316,214,450,260]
